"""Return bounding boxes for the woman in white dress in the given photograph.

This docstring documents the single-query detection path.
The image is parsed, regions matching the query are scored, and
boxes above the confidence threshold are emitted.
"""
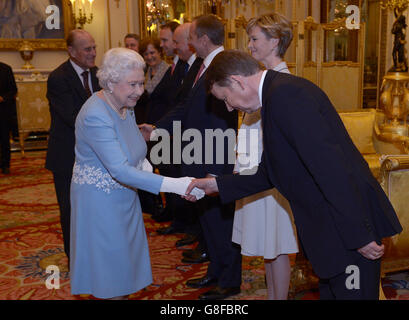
[232,13,298,300]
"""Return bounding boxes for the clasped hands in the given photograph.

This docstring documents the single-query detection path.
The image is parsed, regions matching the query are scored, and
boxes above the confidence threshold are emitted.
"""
[161,177,206,201]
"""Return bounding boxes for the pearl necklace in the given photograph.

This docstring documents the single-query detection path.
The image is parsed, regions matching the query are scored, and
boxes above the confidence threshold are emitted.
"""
[103,90,127,120]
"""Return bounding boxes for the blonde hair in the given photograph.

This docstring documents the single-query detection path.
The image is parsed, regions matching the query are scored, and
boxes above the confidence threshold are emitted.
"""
[246,12,293,58]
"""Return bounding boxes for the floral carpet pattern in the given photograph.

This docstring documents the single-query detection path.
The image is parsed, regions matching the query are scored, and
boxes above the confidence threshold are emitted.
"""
[0,151,408,300]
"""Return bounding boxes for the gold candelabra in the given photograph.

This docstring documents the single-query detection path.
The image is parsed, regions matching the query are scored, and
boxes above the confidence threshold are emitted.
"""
[69,0,95,29]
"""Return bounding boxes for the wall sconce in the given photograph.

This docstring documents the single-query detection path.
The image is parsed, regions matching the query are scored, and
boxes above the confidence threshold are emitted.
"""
[69,0,95,29]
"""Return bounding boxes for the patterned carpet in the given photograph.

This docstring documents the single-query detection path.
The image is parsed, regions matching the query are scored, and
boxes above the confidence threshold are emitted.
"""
[0,151,408,300]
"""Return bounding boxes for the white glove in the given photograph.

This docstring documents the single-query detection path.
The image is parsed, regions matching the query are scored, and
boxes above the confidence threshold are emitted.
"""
[160,177,205,200]
[142,158,153,172]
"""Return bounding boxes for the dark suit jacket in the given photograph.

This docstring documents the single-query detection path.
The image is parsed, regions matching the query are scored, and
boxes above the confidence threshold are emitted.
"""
[156,63,238,178]
[216,70,402,279]
[46,60,100,173]
[173,57,203,106]
[145,58,188,124]
[0,62,17,117]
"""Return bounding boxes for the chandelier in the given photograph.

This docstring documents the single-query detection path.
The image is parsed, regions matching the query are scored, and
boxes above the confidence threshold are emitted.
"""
[69,0,95,29]
[381,0,409,11]
[146,0,171,34]
[200,0,274,6]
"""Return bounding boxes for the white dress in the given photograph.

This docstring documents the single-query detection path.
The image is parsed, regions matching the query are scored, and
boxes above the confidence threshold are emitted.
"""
[232,62,299,259]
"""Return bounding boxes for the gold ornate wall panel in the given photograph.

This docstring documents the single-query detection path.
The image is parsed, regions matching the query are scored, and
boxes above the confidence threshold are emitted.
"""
[303,64,319,85]
[318,18,365,110]
[15,76,50,156]
[321,64,362,110]
[302,18,320,85]
[234,15,248,53]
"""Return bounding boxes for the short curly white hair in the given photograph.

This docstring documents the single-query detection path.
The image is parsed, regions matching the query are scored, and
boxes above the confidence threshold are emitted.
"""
[97,47,146,90]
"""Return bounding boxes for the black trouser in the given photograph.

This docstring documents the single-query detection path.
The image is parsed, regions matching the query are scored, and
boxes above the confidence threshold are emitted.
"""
[0,113,11,169]
[199,197,242,288]
[52,171,72,260]
[318,252,381,300]
[180,200,202,236]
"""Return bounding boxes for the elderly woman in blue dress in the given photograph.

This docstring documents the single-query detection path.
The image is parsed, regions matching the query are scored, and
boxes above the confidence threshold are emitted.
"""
[69,48,203,300]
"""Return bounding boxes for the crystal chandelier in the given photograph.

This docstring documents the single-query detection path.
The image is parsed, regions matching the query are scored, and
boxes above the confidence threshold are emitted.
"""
[200,0,274,6]
[381,0,409,11]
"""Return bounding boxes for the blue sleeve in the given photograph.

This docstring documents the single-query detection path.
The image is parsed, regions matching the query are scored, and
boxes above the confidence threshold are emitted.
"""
[79,108,164,194]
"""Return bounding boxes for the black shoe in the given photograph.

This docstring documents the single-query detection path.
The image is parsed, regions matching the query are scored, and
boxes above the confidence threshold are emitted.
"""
[182,246,204,258]
[186,276,217,289]
[182,249,195,258]
[156,226,183,235]
[198,286,241,300]
[1,167,10,174]
[152,207,173,222]
[181,251,209,264]
[176,234,198,247]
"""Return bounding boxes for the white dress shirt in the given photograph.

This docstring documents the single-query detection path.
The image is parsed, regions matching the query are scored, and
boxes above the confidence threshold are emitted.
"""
[70,59,93,94]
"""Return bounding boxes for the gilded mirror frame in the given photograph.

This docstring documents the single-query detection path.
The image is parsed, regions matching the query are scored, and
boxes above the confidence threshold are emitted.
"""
[0,0,73,51]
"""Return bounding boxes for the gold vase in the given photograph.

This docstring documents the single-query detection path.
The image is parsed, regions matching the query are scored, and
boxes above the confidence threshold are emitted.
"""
[378,72,409,142]
[18,41,35,70]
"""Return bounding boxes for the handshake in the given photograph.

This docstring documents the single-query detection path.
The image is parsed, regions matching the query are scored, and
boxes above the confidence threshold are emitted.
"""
[160,177,220,202]
[142,158,219,201]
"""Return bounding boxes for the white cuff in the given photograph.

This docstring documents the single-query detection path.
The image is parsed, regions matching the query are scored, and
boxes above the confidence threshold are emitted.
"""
[142,158,153,172]
[160,177,205,200]
[150,129,159,141]
[160,177,191,195]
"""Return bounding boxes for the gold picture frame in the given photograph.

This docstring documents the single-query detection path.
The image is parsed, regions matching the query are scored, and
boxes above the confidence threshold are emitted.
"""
[0,0,74,51]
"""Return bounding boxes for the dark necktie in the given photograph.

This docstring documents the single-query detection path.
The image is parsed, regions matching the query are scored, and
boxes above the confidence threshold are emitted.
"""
[184,62,189,75]
[81,70,92,98]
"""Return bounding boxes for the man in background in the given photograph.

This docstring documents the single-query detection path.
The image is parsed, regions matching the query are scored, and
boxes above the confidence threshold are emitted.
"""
[0,61,17,175]
[46,29,100,262]
[148,21,189,226]
[124,33,140,52]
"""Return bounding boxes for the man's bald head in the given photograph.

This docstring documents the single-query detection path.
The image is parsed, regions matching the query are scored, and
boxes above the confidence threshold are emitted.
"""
[67,29,96,70]
[173,23,195,62]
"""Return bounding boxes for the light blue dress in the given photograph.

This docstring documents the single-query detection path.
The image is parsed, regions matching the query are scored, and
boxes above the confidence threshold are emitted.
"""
[69,93,164,299]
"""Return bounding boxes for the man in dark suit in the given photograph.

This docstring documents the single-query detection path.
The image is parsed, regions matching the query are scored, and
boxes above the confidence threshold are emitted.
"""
[0,62,17,174]
[146,21,186,125]
[186,50,403,300]
[0,62,17,175]
[143,21,188,225]
[167,22,205,249]
[155,22,205,243]
[46,29,100,261]
[140,15,241,300]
